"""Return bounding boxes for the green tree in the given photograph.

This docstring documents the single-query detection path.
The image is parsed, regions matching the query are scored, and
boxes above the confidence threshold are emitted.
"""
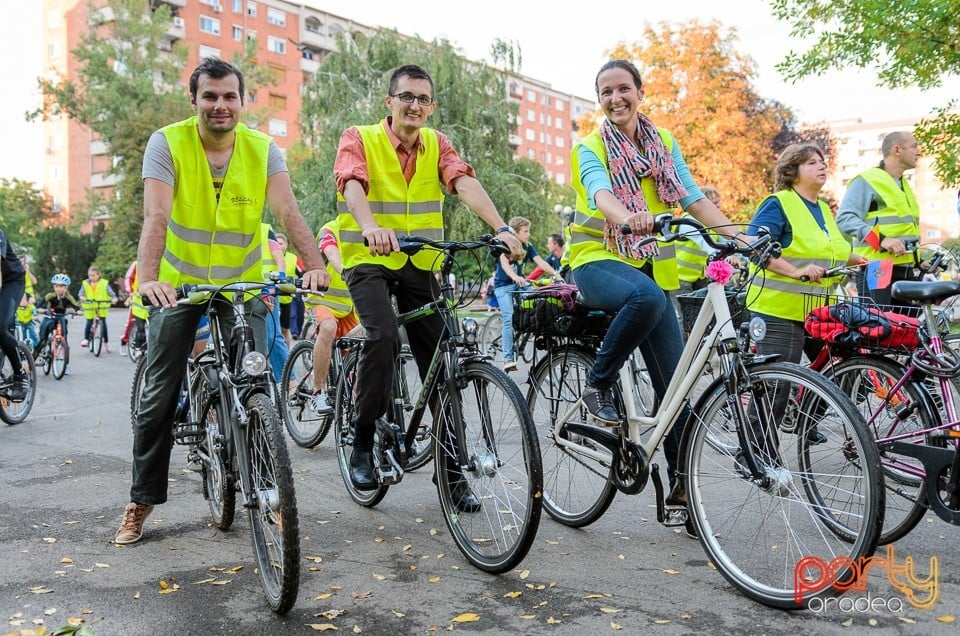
[291,29,555,277]
[32,226,102,298]
[771,0,960,185]
[0,178,51,253]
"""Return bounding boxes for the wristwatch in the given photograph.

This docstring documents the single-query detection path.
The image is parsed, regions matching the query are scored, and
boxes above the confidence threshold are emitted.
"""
[495,225,515,235]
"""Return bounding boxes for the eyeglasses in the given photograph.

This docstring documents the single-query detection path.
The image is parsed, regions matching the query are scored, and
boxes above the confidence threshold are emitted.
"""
[390,92,433,106]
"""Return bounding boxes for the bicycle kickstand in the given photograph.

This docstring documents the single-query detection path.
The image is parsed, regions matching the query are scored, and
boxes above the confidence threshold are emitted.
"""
[650,463,689,528]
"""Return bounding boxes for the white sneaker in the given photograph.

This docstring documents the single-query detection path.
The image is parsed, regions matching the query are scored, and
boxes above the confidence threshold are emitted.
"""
[65,365,72,375]
[310,391,333,415]
[105,343,112,353]
[120,344,127,355]
[503,360,517,372]
[80,339,88,348]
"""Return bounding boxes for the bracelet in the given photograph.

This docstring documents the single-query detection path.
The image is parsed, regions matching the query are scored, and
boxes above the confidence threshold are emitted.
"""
[496,225,515,236]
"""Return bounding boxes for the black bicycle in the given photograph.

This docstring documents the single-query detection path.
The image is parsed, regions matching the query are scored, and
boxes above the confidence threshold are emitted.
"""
[333,235,543,573]
[0,339,37,425]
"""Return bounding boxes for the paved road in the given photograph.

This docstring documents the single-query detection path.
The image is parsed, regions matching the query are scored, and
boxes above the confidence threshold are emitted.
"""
[2,310,957,635]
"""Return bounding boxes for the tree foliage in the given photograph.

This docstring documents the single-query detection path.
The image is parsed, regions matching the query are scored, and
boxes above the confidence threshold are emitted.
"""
[0,178,52,253]
[771,0,960,185]
[291,29,555,264]
[32,225,102,298]
[598,21,823,221]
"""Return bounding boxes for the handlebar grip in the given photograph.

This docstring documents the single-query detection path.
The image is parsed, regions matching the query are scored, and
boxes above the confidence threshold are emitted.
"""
[140,284,190,307]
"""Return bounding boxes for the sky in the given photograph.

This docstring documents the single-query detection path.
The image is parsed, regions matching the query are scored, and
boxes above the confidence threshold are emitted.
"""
[3,0,959,186]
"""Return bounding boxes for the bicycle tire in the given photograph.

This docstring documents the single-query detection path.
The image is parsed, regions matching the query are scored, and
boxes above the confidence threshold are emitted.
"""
[200,395,236,530]
[300,319,317,343]
[244,392,300,614]
[40,343,51,376]
[333,349,389,506]
[526,345,617,527]
[130,355,147,429]
[52,339,68,380]
[479,313,503,360]
[398,346,433,471]
[684,361,884,609]
[824,356,941,544]
[433,360,542,573]
[279,340,331,448]
[91,319,103,357]
[0,341,37,425]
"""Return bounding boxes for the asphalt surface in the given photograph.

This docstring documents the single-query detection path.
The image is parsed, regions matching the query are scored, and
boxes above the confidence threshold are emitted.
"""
[2,310,958,635]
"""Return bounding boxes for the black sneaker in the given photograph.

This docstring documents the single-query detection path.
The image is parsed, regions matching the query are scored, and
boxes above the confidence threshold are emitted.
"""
[582,384,619,424]
[7,375,28,402]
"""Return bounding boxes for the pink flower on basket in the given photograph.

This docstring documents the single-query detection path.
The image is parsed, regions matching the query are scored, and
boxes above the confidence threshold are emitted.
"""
[706,259,734,285]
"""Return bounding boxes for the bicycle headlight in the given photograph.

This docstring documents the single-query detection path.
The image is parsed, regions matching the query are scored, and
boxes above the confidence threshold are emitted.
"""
[461,317,479,346]
[749,317,767,343]
[241,351,269,376]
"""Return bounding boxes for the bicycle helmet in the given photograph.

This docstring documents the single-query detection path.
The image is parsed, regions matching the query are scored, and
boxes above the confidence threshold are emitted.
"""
[51,273,71,286]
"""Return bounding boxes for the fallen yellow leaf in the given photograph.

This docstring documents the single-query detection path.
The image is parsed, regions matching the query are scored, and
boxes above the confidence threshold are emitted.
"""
[451,613,480,623]
[841,618,853,627]
[429,576,441,583]
[306,624,338,631]
[868,618,878,626]
[134,591,141,599]
[519,569,530,579]
[937,616,957,623]
[503,591,522,599]
[210,580,231,586]
[654,619,671,624]
[520,615,536,620]
[392,611,405,618]
[60,557,73,564]
[611,622,622,631]
[662,569,679,575]
[546,617,562,624]
[600,608,621,614]
[352,626,362,634]
[315,593,333,600]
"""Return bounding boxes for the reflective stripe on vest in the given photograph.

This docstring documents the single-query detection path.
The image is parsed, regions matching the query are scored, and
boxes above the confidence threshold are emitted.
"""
[308,219,354,318]
[746,191,851,322]
[851,167,920,266]
[158,116,269,286]
[261,223,279,277]
[337,122,444,271]
[676,239,709,282]
[568,128,680,290]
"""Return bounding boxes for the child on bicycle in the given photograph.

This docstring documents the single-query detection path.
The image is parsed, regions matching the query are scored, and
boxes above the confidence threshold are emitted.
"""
[492,216,563,372]
[16,292,39,350]
[79,266,117,352]
[35,274,81,359]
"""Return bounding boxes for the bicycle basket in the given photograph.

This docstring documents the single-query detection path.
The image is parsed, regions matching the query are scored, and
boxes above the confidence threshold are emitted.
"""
[512,284,584,336]
[802,292,921,353]
[675,288,746,334]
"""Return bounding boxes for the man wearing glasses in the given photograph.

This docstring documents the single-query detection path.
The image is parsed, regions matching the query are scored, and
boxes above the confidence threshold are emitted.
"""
[334,64,522,503]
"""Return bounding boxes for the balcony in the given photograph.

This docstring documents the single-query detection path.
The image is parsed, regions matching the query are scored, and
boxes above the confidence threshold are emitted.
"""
[164,16,186,42]
[89,139,109,156]
[91,172,120,188]
[300,56,319,75]
[151,0,186,7]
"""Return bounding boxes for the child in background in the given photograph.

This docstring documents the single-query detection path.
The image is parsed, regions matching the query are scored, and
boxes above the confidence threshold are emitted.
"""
[35,274,81,359]
[16,292,39,350]
[78,266,117,352]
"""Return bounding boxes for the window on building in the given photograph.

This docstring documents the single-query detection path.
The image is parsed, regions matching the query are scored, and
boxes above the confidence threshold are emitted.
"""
[556,100,565,112]
[556,118,564,129]
[199,45,221,60]
[527,89,536,101]
[305,17,322,34]
[267,7,285,26]
[50,164,62,181]
[47,42,60,58]
[556,137,564,148]
[556,174,566,186]
[268,36,286,54]
[525,129,535,141]
[269,118,288,137]
[247,91,257,103]
[527,109,535,122]
[199,16,221,36]
[269,64,286,83]
[232,25,242,41]
[247,30,257,43]
[232,0,242,12]
[269,93,287,109]
[247,1,257,17]
[526,149,535,160]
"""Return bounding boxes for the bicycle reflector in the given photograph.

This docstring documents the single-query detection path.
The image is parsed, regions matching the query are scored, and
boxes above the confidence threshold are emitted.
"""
[242,351,269,376]
[749,317,767,343]
[461,317,479,346]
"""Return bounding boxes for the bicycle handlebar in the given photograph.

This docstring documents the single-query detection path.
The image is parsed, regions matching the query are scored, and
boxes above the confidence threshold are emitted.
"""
[394,234,512,257]
[142,279,321,307]
[621,214,779,264]
[799,264,865,283]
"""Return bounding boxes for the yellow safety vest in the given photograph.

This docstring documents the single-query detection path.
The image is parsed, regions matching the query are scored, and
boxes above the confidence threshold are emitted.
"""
[279,251,298,305]
[81,279,112,319]
[130,268,149,320]
[851,167,920,266]
[568,129,680,290]
[307,220,354,319]
[746,191,851,322]
[261,223,280,278]
[15,304,34,325]
[158,116,268,286]
[336,122,444,271]
[676,218,710,283]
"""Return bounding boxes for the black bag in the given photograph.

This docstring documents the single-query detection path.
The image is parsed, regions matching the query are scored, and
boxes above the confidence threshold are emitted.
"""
[512,284,579,336]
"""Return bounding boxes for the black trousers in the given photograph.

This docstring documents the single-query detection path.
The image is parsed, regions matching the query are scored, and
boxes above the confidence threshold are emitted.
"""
[344,262,443,451]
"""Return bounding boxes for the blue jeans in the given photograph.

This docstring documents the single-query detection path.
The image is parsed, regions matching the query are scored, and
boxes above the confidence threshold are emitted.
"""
[573,259,688,482]
[265,297,289,383]
[493,283,520,362]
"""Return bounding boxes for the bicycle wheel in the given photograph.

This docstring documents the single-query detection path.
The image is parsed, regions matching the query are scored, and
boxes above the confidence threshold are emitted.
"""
[526,346,617,527]
[626,350,657,417]
[479,313,503,360]
[333,349,389,506]
[398,345,433,471]
[90,318,102,357]
[52,339,68,380]
[244,392,299,614]
[200,396,236,530]
[433,360,542,573]
[684,361,883,609]
[825,356,941,544]
[0,342,37,425]
[40,343,51,376]
[300,318,317,342]
[279,340,331,448]
[130,355,147,429]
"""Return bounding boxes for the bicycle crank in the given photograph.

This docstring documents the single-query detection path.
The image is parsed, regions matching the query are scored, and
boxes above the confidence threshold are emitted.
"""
[564,422,649,494]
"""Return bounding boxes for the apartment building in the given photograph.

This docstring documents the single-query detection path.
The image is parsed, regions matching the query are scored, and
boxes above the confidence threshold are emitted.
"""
[824,117,959,242]
[41,0,595,223]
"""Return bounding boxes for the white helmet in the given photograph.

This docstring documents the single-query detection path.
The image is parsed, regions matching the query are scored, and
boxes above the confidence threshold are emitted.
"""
[50,273,71,286]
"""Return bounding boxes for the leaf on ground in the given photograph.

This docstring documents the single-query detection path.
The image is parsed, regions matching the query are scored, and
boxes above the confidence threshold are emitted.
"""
[546,617,562,624]
[402,544,412,552]
[898,617,916,624]
[60,558,73,564]
[583,594,607,599]
[306,624,338,631]
[318,610,346,619]
[134,591,141,599]
[451,613,479,623]
[94,563,109,568]
[654,619,671,624]
[373,573,387,581]
[351,591,372,599]
[29,586,53,594]
[210,580,231,586]
[937,616,956,623]
[600,608,621,614]
[610,622,623,631]
[428,577,441,583]
[306,555,324,563]
[391,611,405,618]
[429,528,438,535]
[352,626,362,634]
[315,593,333,600]
[841,618,853,627]
[662,569,679,575]
[228,565,243,573]
[518,569,530,579]
[44,608,57,615]
[43,537,57,543]
[503,591,522,599]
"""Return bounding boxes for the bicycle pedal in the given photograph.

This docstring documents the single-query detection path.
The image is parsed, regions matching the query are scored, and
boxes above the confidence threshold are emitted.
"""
[174,422,204,445]
[661,505,689,528]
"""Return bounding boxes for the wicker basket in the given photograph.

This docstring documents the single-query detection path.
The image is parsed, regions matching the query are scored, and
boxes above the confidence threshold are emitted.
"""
[675,288,747,333]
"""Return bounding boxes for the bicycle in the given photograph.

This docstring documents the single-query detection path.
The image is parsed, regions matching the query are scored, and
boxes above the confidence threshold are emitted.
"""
[143,279,304,613]
[82,300,112,356]
[526,215,884,609]
[0,339,37,425]
[332,234,543,574]
[34,310,73,380]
